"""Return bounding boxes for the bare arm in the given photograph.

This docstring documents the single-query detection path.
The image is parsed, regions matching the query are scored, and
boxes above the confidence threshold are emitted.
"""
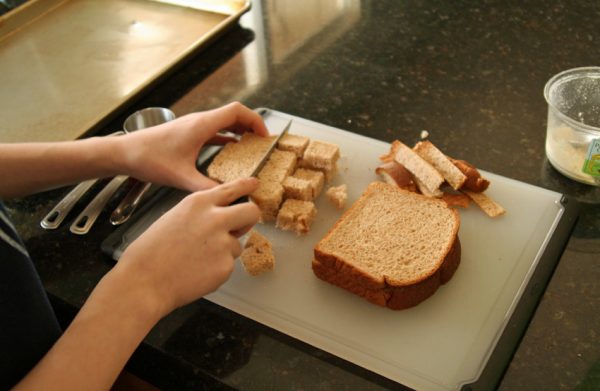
[8,102,268,390]
[0,137,120,199]
[14,178,261,391]
[0,102,269,199]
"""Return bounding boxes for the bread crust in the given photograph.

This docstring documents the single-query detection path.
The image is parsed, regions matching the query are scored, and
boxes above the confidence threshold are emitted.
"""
[313,238,461,310]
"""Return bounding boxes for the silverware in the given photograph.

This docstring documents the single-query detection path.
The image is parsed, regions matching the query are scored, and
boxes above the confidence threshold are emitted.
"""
[70,175,129,235]
[41,108,175,233]
[109,181,152,225]
[249,120,292,177]
[109,107,176,225]
[40,179,98,229]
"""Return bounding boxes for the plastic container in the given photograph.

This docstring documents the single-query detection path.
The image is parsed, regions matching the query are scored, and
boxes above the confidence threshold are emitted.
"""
[544,67,600,186]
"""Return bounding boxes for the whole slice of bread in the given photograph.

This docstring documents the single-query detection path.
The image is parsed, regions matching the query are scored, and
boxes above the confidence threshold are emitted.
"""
[313,182,461,310]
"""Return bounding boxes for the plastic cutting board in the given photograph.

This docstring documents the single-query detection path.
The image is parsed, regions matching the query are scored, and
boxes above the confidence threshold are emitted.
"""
[102,108,575,390]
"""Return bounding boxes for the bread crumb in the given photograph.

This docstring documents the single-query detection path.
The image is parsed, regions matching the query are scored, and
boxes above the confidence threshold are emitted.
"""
[326,184,347,209]
[420,130,429,139]
[240,230,274,275]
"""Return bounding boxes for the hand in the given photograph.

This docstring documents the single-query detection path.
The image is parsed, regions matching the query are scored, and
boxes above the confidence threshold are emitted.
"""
[117,102,269,192]
[114,177,261,317]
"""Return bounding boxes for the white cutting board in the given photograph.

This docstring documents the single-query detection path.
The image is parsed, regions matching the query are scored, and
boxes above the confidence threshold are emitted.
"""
[110,109,565,390]
[208,109,565,391]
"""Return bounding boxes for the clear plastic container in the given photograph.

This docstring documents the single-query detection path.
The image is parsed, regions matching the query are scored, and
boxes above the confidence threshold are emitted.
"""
[544,67,600,186]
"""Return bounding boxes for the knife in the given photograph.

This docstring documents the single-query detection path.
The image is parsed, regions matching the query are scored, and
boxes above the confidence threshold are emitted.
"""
[231,119,292,204]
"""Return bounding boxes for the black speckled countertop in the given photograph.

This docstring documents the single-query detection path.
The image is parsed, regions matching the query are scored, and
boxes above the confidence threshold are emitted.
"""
[5,1,600,390]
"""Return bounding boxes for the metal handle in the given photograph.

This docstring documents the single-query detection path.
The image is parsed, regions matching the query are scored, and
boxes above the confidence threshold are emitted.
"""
[40,130,126,230]
[110,181,152,225]
[69,175,128,235]
[40,179,98,229]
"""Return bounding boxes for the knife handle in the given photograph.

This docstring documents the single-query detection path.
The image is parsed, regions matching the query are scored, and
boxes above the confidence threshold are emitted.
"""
[230,195,249,205]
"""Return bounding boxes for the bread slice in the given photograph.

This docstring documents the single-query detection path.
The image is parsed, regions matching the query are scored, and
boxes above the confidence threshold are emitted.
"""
[240,230,275,275]
[462,190,506,217]
[313,182,461,310]
[413,141,467,190]
[449,158,490,192]
[375,161,417,192]
[391,141,444,195]
[207,133,275,183]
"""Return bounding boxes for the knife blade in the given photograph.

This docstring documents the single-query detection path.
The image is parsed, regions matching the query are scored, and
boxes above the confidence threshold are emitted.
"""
[231,119,292,205]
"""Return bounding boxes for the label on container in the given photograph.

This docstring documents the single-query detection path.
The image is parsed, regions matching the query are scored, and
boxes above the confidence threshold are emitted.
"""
[582,138,600,177]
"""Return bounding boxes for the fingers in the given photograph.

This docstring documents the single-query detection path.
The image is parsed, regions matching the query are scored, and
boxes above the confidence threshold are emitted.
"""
[181,172,219,192]
[209,177,259,206]
[207,133,240,145]
[230,222,254,239]
[206,102,269,137]
[221,202,261,234]
[229,235,243,259]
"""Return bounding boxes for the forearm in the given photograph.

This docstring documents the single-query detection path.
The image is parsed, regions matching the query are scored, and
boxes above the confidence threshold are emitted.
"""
[0,136,124,198]
[14,265,164,391]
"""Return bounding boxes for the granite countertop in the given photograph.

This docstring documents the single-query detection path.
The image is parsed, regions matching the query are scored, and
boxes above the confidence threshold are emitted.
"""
[5,1,600,390]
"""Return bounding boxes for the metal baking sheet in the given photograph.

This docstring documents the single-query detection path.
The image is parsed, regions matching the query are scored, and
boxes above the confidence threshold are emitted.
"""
[102,109,578,390]
[0,0,250,143]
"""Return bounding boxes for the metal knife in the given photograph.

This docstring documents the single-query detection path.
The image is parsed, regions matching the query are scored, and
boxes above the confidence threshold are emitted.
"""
[231,119,292,204]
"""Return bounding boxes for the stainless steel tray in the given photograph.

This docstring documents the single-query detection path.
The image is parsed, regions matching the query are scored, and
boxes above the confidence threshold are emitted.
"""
[0,0,250,143]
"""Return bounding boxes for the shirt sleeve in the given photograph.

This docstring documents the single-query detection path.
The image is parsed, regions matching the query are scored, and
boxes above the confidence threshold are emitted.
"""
[0,201,62,388]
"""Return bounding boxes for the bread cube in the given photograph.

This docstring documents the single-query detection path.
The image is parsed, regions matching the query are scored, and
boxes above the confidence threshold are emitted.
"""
[301,140,340,171]
[297,159,338,183]
[250,181,283,222]
[258,149,297,183]
[293,168,324,198]
[240,230,275,276]
[276,199,317,235]
[277,134,310,157]
[326,184,347,209]
[282,176,313,201]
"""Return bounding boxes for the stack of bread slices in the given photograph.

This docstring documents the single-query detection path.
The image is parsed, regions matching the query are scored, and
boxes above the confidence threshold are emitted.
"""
[312,139,504,310]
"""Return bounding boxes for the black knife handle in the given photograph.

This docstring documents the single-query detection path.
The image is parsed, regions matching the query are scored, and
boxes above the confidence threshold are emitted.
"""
[230,195,250,205]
